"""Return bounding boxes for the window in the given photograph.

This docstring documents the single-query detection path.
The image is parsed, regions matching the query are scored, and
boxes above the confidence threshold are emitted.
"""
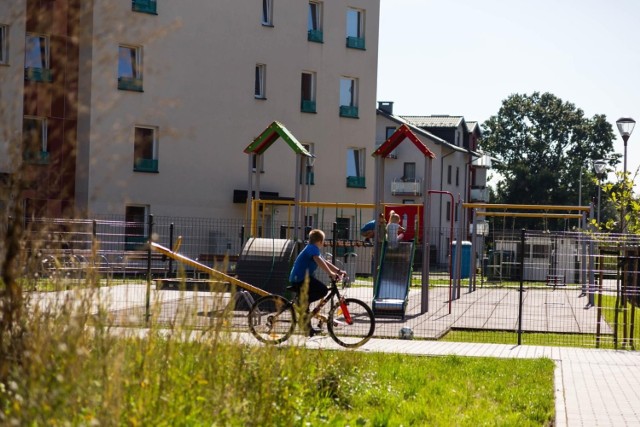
[118,45,143,91]
[22,117,49,164]
[385,126,396,140]
[255,64,266,99]
[308,1,323,42]
[346,8,365,49]
[346,148,365,188]
[447,165,452,185]
[125,205,149,250]
[446,201,451,222]
[262,0,273,26]
[0,24,8,65]
[24,33,51,82]
[339,77,358,118]
[132,0,157,14]
[134,126,158,172]
[300,71,316,113]
[336,217,351,240]
[403,162,416,181]
[456,167,460,186]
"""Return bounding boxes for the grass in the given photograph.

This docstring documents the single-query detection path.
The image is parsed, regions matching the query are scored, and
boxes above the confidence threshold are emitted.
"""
[0,327,555,426]
[0,279,556,426]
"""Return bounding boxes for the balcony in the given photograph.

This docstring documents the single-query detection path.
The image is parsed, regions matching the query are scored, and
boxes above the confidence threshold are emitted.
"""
[301,100,316,113]
[470,186,489,202]
[118,77,143,92]
[23,150,50,165]
[346,36,365,50]
[339,105,359,118]
[391,178,422,196]
[308,29,323,43]
[134,158,159,173]
[132,0,157,14]
[25,67,52,83]
[346,176,365,188]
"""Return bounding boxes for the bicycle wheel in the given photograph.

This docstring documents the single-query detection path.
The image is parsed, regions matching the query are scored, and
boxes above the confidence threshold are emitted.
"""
[327,298,375,348]
[248,295,296,345]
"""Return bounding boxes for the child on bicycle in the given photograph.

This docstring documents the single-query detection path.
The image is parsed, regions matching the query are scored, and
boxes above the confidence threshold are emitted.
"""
[289,229,346,335]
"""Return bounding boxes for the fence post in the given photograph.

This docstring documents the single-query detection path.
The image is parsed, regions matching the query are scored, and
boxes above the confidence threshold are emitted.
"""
[517,228,526,345]
[168,223,174,276]
[332,222,338,262]
[145,214,154,324]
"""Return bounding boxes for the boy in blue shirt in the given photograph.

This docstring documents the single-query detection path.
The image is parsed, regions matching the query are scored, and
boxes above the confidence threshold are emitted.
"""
[289,229,345,335]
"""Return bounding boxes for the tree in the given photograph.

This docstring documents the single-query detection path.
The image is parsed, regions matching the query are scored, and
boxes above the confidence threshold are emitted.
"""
[482,92,618,229]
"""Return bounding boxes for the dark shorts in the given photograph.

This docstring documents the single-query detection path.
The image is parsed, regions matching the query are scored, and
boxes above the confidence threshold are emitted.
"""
[289,276,328,304]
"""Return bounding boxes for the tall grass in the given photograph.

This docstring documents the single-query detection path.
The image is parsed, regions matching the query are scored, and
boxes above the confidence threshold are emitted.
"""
[0,276,555,426]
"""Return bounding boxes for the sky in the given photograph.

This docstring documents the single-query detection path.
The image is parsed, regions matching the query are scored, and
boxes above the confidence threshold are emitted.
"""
[376,0,640,185]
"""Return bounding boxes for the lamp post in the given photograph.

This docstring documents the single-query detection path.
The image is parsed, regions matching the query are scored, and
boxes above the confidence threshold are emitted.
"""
[616,117,635,233]
[593,160,607,225]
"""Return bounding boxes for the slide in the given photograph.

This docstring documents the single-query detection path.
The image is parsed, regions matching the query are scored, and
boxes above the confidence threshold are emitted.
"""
[372,240,415,319]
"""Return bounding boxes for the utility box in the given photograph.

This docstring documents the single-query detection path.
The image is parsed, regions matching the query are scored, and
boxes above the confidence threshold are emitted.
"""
[451,241,472,279]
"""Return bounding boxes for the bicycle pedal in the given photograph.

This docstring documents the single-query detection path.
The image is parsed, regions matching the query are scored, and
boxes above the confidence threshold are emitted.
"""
[316,314,328,323]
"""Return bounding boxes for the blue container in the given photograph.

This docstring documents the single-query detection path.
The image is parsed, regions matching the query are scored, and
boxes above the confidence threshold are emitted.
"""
[451,241,472,279]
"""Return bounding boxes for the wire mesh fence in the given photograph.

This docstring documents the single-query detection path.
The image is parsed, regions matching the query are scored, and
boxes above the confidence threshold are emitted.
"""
[8,215,640,350]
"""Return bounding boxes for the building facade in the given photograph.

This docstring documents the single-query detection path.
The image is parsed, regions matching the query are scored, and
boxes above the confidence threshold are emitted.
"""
[0,1,380,226]
[375,103,491,263]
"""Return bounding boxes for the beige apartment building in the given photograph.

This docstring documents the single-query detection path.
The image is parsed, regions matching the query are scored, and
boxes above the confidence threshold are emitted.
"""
[0,1,380,226]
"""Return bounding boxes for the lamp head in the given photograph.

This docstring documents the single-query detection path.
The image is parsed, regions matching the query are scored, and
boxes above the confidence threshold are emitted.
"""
[593,159,607,178]
[616,117,636,143]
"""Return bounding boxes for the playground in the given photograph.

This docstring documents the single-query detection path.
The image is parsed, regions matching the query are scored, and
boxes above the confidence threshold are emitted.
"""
[19,121,640,349]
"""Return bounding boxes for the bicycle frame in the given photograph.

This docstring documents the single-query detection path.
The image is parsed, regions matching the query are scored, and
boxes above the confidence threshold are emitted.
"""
[309,279,353,325]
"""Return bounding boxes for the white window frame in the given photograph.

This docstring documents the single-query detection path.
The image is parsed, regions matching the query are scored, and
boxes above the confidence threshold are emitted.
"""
[255,64,266,99]
[25,33,49,69]
[23,116,48,153]
[339,77,358,108]
[308,1,322,32]
[301,71,316,103]
[346,8,364,38]
[0,24,8,65]
[133,125,158,170]
[118,44,142,80]
[347,147,365,178]
[262,0,273,26]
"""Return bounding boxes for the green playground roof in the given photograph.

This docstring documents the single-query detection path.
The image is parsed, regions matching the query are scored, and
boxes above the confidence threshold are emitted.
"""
[244,121,312,157]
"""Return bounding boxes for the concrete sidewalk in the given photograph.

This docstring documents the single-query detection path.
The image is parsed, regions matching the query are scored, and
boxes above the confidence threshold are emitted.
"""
[302,337,640,427]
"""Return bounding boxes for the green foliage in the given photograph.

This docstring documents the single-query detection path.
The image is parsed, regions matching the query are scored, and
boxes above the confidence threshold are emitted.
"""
[593,169,640,233]
[0,318,555,426]
[482,92,617,229]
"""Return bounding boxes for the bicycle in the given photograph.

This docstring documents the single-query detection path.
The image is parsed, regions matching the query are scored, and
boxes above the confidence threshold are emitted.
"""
[247,276,375,348]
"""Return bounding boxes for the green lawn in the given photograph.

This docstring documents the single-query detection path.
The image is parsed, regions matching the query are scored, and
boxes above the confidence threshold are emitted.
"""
[1,330,555,426]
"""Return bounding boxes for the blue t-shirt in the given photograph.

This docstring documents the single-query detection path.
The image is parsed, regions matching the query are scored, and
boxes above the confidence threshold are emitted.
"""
[289,243,321,283]
[360,219,375,233]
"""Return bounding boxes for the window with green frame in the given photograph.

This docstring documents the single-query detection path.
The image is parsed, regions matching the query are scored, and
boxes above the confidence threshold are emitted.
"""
[346,148,365,188]
[346,8,365,50]
[308,1,323,42]
[118,45,143,91]
[132,0,157,14]
[22,117,49,165]
[134,126,158,172]
[24,33,52,82]
[125,205,149,251]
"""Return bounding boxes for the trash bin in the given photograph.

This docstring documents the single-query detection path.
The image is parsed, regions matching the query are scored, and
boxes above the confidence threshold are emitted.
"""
[451,241,472,279]
[343,252,358,286]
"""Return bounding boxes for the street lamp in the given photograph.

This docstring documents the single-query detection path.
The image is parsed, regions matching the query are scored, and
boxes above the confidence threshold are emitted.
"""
[593,160,607,225]
[616,117,635,233]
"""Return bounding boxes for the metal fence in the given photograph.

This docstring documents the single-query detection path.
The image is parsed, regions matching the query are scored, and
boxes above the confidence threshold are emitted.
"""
[8,216,640,350]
